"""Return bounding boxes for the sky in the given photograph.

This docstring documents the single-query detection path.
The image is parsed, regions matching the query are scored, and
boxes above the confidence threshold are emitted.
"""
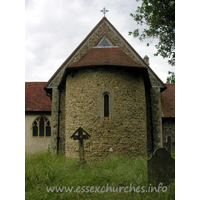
[25,0,175,83]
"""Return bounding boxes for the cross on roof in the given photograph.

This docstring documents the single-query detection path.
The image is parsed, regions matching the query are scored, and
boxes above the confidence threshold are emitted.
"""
[100,7,109,17]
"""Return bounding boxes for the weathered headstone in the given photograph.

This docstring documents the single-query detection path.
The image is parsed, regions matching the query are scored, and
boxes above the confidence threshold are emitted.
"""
[147,148,175,186]
[163,136,172,155]
[70,127,90,162]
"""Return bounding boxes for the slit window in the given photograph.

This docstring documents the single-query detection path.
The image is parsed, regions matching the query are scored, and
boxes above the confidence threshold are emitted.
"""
[99,90,114,121]
[104,94,109,117]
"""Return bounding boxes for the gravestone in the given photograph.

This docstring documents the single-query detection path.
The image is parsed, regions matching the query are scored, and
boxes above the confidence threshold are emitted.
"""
[163,136,172,155]
[147,148,175,186]
[70,127,90,162]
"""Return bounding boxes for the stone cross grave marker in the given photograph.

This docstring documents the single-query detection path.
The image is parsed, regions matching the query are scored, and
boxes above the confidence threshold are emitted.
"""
[70,127,91,162]
[147,148,175,186]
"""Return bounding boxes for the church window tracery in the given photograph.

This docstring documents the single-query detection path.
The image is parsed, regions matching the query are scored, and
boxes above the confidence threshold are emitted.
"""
[32,116,51,137]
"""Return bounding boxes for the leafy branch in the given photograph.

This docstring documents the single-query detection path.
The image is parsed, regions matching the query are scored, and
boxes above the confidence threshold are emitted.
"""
[129,0,175,66]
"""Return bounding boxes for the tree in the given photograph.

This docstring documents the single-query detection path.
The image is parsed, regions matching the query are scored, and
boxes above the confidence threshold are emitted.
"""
[166,71,175,83]
[129,0,175,66]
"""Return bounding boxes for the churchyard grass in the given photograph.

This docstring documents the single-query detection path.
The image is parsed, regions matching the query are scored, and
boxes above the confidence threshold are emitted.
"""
[25,152,175,200]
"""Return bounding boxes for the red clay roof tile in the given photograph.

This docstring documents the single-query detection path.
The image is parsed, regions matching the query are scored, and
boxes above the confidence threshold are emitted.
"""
[70,47,144,68]
[25,82,51,112]
[161,84,175,117]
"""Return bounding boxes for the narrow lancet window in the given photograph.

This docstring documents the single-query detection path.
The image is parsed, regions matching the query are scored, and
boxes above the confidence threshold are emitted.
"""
[104,94,109,117]
[39,117,44,136]
[99,90,113,121]
[32,121,38,137]
[46,121,51,137]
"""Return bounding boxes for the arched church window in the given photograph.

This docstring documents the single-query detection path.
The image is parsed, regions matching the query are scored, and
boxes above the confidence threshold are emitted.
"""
[99,90,114,121]
[46,121,51,137]
[32,116,51,137]
[104,94,109,117]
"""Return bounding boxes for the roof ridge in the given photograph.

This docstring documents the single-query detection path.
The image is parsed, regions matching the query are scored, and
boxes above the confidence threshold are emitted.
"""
[44,17,166,90]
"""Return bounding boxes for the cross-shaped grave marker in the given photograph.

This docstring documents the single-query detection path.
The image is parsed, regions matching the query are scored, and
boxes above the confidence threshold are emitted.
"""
[70,127,91,162]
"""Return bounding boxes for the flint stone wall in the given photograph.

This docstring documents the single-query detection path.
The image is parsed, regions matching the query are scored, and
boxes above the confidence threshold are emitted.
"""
[64,67,148,159]
[162,118,175,152]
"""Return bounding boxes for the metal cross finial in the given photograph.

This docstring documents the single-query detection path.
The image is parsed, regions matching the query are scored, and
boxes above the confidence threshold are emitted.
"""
[100,7,109,17]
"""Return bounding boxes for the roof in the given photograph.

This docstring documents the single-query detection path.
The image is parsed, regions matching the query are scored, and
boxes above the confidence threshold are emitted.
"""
[45,17,166,91]
[70,47,144,68]
[25,82,51,112]
[161,84,175,117]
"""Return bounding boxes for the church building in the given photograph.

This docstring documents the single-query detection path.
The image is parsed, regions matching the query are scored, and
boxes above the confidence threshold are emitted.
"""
[25,17,175,158]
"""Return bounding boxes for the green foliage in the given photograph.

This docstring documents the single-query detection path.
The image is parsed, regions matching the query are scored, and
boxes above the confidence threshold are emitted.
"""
[25,153,175,199]
[166,71,175,83]
[129,0,175,66]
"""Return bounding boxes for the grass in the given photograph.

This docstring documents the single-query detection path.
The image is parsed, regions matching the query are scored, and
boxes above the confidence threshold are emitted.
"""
[25,152,175,200]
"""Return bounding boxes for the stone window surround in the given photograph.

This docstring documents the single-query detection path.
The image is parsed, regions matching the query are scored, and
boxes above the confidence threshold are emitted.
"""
[104,93,109,117]
[98,90,114,121]
[32,116,51,138]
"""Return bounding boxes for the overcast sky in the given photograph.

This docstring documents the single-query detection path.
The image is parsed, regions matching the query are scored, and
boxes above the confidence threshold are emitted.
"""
[25,0,175,83]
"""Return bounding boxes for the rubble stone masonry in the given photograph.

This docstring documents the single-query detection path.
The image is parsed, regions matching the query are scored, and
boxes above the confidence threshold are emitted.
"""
[64,67,148,159]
